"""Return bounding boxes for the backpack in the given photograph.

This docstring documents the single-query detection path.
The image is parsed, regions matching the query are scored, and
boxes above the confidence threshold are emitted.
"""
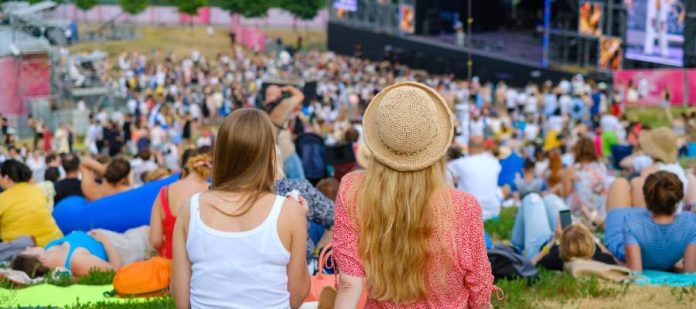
[295,133,327,181]
[487,244,539,282]
[110,257,171,297]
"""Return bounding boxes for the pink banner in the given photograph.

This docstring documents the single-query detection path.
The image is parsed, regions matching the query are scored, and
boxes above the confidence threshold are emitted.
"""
[613,69,684,107]
[0,57,50,115]
[688,70,696,105]
[233,25,266,52]
[179,7,211,25]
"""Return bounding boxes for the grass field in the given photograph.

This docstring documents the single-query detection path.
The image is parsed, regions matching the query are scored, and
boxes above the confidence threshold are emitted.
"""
[69,25,326,61]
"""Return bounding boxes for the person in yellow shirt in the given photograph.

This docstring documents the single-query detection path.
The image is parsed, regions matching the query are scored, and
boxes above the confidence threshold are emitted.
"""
[0,160,63,247]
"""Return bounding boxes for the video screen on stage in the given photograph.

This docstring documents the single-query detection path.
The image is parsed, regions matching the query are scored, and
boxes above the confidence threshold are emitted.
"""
[399,4,415,34]
[625,0,685,66]
[578,1,604,36]
[333,0,358,12]
[599,36,623,70]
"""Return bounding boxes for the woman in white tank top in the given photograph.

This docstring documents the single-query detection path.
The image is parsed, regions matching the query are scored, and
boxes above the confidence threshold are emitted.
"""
[172,108,310,309]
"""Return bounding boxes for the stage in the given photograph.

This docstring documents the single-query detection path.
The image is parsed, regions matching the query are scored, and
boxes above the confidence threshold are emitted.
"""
[328,22,610,86]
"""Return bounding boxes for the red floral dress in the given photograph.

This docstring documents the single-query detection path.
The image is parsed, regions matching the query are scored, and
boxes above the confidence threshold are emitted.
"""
[332,172,494,308]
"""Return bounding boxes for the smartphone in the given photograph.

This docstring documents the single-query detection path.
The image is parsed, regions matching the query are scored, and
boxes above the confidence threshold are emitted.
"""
[559,210,572,229]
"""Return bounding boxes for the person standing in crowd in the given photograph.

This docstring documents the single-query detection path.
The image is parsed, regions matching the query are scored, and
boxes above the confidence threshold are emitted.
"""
[264,85,306,179]
[150,147,212,259]
[54,153,84,204]
[172,109,309,308]
[333,82,493,308]
[0,160,63,246]
[449,135,503,220]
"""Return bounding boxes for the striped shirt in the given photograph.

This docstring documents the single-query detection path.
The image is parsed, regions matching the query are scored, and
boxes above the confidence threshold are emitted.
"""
[623,208,696,271]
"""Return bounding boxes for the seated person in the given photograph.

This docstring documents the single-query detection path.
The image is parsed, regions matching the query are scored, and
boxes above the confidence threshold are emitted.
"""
[80,156,132,201]
[0,159,63,247]
[605,171,696,273]
[513,159,545,199]
[619,127,696,212]
[11,226,150,278]
[510,193,616,269]
[54,153,84,204]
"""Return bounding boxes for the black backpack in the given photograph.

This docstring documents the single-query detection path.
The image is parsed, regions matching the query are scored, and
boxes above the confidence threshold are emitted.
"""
[487,244,539,282]
[295,133,327,181]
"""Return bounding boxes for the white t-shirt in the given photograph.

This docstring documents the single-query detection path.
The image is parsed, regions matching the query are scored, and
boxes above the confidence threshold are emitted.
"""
[448,153,502,220]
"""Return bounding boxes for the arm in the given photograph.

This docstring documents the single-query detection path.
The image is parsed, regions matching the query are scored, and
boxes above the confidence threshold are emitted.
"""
[149,195,164,251]
[81,156,107,175]
[561,167,575,197]
[283,201,311,308]
[335,274,364,309]
[461,196,495,308]
[268,86,304,126]
[89,230,121,270]
[332,174,366,309]
[80,167,104,201]
[685,244,696,273]
[70,251,115,277]
[625,244,642,273]
[172,199,192,309]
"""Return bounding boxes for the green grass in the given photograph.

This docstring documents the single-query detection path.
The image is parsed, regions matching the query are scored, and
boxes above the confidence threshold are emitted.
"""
[485,206,517,242]
[625,106,692,128]
[491,268,628,308]
[66,297,175,309]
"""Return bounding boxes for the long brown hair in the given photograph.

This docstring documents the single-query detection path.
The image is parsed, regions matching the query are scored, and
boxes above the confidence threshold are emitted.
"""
[210,108,276,216]
[572,137,598,163]
[547,151,562,187]
[355,158,455,304]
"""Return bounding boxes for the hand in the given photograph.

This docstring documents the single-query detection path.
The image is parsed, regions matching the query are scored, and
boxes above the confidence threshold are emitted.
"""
[89,230,109,244]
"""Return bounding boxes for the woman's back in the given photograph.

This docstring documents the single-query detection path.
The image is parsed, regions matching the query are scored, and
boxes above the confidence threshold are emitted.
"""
[333,172,493,308]
[569,161,608,216]
[0,183,63,246]
[186,192,291,309]
[624,208,696,271]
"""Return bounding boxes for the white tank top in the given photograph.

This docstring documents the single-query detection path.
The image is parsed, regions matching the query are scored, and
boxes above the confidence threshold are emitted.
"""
[187,193,291,309]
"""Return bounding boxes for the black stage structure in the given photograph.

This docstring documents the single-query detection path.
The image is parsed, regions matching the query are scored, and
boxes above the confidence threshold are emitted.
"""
[327,0,686,85]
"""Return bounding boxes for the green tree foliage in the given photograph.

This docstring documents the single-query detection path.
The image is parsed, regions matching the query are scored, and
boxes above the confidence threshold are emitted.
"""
[176,0,207,16]
[221,0,275,18]
[119,0,149,16]
[279,0,324,20]
[75,0,98,11]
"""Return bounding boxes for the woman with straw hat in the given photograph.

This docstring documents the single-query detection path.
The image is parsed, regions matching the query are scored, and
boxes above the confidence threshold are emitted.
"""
[613,127,696,211]
[332,82,494,308]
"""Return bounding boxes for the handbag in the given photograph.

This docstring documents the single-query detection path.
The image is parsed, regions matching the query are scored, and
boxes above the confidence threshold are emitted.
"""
[305,243,368,308]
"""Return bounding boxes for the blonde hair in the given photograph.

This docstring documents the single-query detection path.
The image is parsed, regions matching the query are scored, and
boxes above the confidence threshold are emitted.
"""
[185,153,212,179]
[210,109,276,216]
[355,158,454,304]
[559,224,596,262]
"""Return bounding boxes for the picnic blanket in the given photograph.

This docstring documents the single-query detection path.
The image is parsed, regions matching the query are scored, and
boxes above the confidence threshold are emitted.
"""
[0,284,150,307]
[634,270,696,287]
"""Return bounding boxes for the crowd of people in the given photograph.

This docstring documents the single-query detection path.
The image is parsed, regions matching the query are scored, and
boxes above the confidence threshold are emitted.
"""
[0,40,695,308]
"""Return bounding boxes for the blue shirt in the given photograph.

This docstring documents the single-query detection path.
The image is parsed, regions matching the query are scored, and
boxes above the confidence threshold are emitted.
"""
[498,152,524,190]
[46,231,108,271]
[623,209,696,271]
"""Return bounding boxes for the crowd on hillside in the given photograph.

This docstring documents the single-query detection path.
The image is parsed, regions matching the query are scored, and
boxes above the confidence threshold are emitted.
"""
[0,43,695,307]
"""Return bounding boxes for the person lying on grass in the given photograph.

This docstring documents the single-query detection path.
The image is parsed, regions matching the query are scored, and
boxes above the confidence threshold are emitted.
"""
[605,171,696,273]
[11,227,150,278]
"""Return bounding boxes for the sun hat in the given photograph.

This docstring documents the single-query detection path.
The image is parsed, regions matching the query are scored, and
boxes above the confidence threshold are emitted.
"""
[639,127,677,164]
[362,81,454,172]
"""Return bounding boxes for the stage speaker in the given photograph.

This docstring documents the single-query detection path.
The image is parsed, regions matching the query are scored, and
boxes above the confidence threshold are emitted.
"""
[685,0,696,67]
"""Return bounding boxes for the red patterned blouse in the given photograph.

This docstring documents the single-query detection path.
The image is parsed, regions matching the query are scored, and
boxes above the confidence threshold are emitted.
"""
[332,172,494,308]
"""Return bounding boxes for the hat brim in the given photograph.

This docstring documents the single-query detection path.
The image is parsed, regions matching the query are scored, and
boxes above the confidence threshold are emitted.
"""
[639,130,676,164]
[362,82,454,172]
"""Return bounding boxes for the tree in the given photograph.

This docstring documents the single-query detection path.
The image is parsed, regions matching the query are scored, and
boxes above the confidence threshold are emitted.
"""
[75,0,98,12]
[221,0,275,18]
[177,0,207,17]
[279,0,323,21]
[119,0,149,16]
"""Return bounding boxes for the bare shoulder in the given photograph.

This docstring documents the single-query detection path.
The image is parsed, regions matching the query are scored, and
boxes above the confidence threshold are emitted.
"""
[280,197,305,223]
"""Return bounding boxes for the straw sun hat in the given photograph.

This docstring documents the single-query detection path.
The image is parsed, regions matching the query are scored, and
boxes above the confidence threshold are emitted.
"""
[639,127,677,164]
[362,81,454,172]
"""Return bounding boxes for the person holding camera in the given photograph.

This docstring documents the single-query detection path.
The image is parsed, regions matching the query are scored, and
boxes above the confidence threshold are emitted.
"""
[264,84,306,179]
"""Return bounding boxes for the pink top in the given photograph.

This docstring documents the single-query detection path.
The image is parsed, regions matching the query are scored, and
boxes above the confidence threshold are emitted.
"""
[333,172,494,308]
